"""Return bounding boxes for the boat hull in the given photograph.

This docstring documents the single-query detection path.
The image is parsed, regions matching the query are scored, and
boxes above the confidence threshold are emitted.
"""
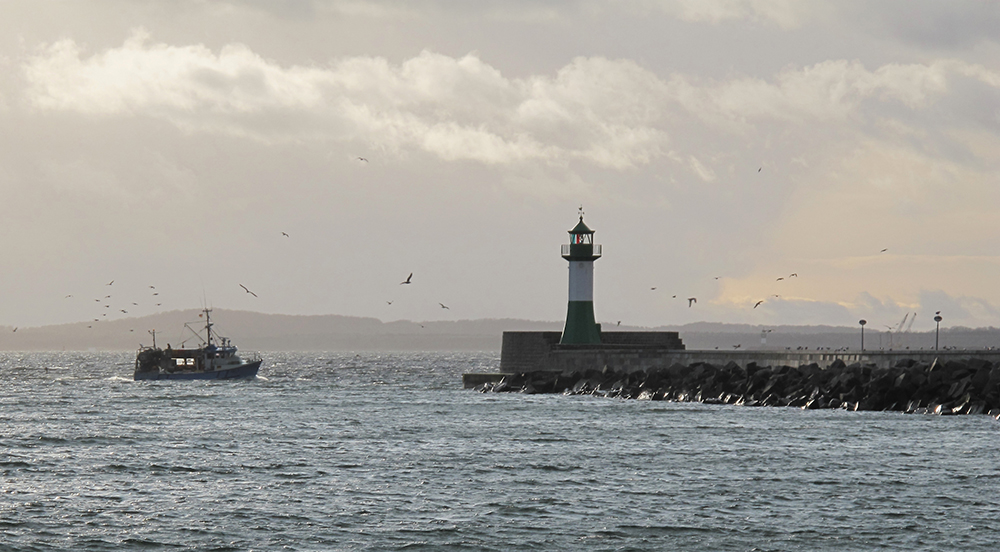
[134,360,262,381]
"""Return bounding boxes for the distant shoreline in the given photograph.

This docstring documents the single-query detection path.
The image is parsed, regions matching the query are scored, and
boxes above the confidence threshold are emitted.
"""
[0,309,995,352]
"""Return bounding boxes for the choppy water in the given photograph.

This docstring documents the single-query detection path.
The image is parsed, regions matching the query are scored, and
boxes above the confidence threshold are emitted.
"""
[2,351,1000,551]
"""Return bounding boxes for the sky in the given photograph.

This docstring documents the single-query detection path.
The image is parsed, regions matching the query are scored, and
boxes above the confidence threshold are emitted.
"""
[3,0,1000,332]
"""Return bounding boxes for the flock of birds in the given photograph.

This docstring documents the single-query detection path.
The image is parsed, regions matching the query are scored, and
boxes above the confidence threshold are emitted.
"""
[21,157,896,338]
[54,280,165,333]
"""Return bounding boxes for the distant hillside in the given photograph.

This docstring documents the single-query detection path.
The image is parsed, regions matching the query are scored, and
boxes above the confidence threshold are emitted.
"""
[0,310,562,351]
[0,310,995,352]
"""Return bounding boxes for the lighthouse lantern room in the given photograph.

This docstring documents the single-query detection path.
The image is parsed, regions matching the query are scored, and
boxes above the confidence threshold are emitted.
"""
[560,210,602,344]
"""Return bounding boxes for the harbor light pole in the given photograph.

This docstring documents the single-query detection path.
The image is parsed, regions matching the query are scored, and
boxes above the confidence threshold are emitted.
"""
[859,319,866,351]
[560,209,602,344]
[934,314,943,350]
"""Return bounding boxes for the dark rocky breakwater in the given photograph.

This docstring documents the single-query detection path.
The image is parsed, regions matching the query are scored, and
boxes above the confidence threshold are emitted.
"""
[478,357,1000,417]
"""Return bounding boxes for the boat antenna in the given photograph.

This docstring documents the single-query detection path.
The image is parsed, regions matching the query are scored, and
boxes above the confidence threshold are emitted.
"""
[148,329,156,349]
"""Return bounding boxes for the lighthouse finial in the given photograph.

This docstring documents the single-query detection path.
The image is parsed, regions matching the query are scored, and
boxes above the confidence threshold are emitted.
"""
[578,204,584,220]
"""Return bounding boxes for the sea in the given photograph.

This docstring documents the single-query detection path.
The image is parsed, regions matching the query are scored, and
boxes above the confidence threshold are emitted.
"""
[2,351,1000,551]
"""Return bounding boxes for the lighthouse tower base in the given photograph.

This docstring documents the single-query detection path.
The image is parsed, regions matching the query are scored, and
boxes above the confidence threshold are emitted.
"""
[561,301,601,344]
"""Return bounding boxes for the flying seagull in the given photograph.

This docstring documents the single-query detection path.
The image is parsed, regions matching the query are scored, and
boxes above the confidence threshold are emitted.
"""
[64,294,72,298]
[687,297,697,307]
[281,232,289,237]
[357,157,368,163]
[754,300,764,309]
[789,273,798,278]
[12,327,16,333]
[439,303,450,309]
[120,309,128,314]
[400,273,413,285]
[650,287,657,290]
[107,280,114,286]
[776,277,784,281]
[149,286,155,289]
[617,321,621,326]
[880,248,888,253]
[758,167,762,172]
[240,284,258,298]
[386,301,393,305]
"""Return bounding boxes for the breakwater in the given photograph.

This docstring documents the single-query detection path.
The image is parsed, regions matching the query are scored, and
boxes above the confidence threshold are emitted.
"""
[477,356,1000,416]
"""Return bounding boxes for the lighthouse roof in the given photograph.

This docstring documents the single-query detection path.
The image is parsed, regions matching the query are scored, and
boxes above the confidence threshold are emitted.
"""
[569,216,594,234]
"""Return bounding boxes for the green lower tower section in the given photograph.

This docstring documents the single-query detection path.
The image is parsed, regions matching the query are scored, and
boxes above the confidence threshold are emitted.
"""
[560,300,601,344]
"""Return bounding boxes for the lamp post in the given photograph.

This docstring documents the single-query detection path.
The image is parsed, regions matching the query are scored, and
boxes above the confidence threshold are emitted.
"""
[859,319,867,352]
[934,315,943,350]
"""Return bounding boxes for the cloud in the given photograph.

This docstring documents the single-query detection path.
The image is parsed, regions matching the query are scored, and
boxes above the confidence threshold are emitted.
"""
[22,29,668,169]
[20,28,1000,184]
[635,0,814,29]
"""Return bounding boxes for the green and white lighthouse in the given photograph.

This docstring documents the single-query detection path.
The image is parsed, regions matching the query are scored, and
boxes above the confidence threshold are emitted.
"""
[560,211,602,344]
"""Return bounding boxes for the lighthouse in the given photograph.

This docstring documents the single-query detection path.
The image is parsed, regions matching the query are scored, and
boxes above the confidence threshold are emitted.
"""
[560,211,602,344]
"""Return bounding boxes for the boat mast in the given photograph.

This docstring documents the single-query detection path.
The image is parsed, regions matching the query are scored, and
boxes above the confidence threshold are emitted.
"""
[204,308,213,347]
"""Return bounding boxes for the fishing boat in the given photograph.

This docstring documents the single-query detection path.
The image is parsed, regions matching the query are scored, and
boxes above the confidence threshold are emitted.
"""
[134,308,262,381]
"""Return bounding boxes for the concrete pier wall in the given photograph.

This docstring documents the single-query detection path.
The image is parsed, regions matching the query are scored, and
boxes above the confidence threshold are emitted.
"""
[499,331,1000,374]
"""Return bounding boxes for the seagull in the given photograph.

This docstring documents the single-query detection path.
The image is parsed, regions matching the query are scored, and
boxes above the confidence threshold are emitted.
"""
[758,167,762,172]
[149,286,155,289]
[650,287,657,290]
[789,273,798,278]
[64,295,72,298]
[672,295,677,298]
[400,273,413,285]
[733,344,741,349]
[439,303,450,309]
[880,248,888,253]
[107,280,114,286]
[687,297,697,307]
[714,276,720,280]
[357,157,368,163]
[95,299,101,302]
[120,309,128,313]
[776,277,784,281]
[386,301,393,305]
[239,284,258,298]
[132,302,138,306]
[152,293,159,296]
[935,311,941,315]
[156,303,162,306]
[281,232,289,237]
[773,294,780,298]
[754,300,764,309]
[12,327,16,333]
[617,321,621,326]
